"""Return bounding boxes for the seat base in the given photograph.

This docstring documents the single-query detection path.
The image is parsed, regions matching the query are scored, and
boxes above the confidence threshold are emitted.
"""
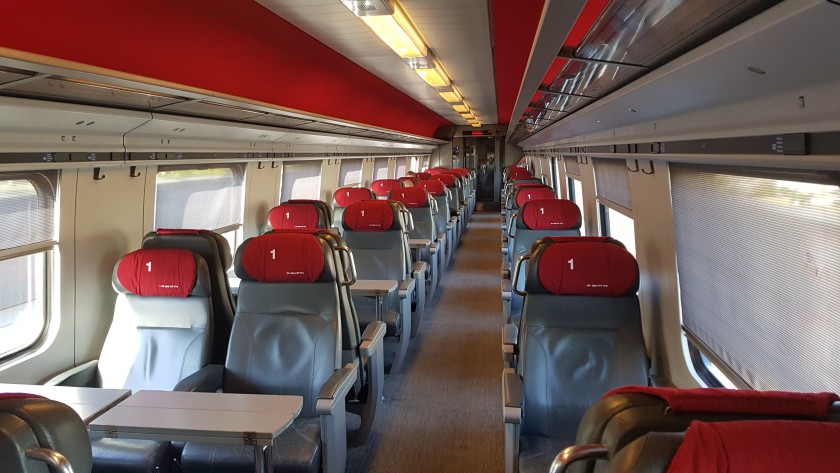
[519,435,575,473]
[91,438,172,473]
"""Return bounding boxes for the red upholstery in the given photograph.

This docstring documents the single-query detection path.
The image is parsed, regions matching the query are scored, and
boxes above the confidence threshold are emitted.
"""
[241,233,324,282]
[536,241,638,296]
[544,236,626,249]
[371,179,402,197]
[667,420,840,473]
[520,199,581,230]
[417,179,446,196]
[417,172,432,180]
[268,203,322,230]
[398,176,419,184]
[435,173,456,188]
[117,249,197,297]
[426,168,442,175]
[606,386,840,418]
[515,187,556,207]
[334,187,375,207]
[389,187,429,208]
[343,200,395,232]
[156,228,203,235]
[509,167,532,180]
[452,168,470,178]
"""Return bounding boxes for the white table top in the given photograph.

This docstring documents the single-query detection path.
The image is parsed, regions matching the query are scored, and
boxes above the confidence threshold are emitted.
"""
[351,279,398,296]
[408,238,432,249]
[89,390,303,447]
[0,383,131,424]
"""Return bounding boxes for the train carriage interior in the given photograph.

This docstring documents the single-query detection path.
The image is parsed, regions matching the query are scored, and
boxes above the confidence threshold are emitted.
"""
[1,0,839,472]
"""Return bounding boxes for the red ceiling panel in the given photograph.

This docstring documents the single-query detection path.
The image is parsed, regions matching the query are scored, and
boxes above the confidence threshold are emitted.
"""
[492,0,546,125]
[0,0,451,137]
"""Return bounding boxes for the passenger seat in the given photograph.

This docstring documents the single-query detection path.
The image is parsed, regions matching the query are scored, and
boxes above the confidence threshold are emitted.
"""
[332,187,376,231]
[370,179,402,200]
[389,186,441,302]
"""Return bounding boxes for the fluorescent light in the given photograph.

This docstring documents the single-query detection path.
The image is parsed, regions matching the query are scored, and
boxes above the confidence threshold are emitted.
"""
[453,103,469,113]
[438,86,463,103]
[358,3,428,58]
[415,60,450,87]
[460,111,475,120]
[471,123,481,128]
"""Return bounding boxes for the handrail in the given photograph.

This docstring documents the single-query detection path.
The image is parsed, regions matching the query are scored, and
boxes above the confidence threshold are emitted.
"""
[335,246,358,286]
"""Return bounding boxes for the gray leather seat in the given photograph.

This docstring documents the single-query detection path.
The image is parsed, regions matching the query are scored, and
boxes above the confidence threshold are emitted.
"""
[341,200,418,373]
[502,199,580,323]
[46,248,214,473]
[389,186,441,302]
[502,237,649,473]
[332,187,376,232]
[552,387,840,473]
[177,231,358,473]
[268,201,329,231]
[417,179,452,270]
[434,173,464,248]
[370,179,402,200]
[0,394,92,473]
[503,184,555,238]
[142,229,234,365]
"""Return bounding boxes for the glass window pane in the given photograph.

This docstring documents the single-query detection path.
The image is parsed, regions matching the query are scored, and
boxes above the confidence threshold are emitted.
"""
[603,206,635,256]
[571,178,586,236]
[280,161,322,202]
[0,252,46,358]
[395,158,407,178]
[155,166,245,231]
[373,158,389,180]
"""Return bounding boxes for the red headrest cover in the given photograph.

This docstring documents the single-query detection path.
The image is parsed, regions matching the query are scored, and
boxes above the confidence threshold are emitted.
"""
[515,187,556,207]
[513,182,546,190]
[521,199,581,230]
[268,203,323,230]
[667,420,840,473]
[389,187,429,208]
[156,228,204,235]
[117,249,197,297]
[240,233,324,282]
[536,241,638,296]
[417,179,446,196]
[544,236,626,248]
[509,168,532,180]
[435,174,456,187]
[605,386,840,418]
[371,179,402,197]
[334,187,374,207]
[426,168,442,175]
[452,168,470,177]
[417,172,432,180]
[343,200,396,232]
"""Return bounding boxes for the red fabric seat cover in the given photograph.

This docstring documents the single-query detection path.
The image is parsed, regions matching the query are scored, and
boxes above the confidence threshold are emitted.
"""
[371,179,402,197]
[417,179,446,196]
[435,174,456,188]
[515,187,556,207]
[343,200,395,232]
[268,203,322,230]
[241,232,324,282]
[117,248,197,297]
[536,241,638,296]
[334,187,375,207]
[416,172,432,180]
[521,199,581,230]
[389,187,429,208]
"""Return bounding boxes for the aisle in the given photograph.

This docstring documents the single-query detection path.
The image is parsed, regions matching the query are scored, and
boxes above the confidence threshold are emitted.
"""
[346,211,503,472]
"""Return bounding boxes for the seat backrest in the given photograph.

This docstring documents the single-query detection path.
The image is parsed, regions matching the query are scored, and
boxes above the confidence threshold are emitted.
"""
[518,238,648,440]
[417,179,449,235]
[506,166,532,182]
[398,176,418,187]
[142,229,234,365]
[332,187,376,229]
[371,179,403,199]
[341,200,408,282]
[389,187,436,241]
[416,171,433,180]
[227,232,341,417]
[510,199,581,263]
[268,201,329,230]
[288,199,333,226]
[100,248,212,391]
[510,185,555,210]
[0,394,91,473]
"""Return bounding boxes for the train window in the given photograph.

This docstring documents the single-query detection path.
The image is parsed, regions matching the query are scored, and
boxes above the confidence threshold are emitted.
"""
[599,204,636,255]
[563,155,580,176]
[0,172,57,360]
[671,164,840,392]
[155,165,245,233]
[395,157,407,178]
[593,158,632,210]
[420,156,430,171]
[409,157,419,173]
[339,159,363,187]
[373,158,389,180]
[279,160,321,202]
[567,178,586,236]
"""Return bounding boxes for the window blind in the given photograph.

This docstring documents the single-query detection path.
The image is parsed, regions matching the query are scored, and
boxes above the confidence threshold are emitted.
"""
[395,157,407,178]
[594,158,632,210]
[339,159,363,187]
[156,165,245,232]
[373,158,390,180]
[280,161,322,202]
[564,156,580,176]
[0,172,57,251]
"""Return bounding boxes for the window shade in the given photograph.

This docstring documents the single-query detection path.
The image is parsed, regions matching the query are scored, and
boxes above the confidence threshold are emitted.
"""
[671,164,840,392]
[280,161,322,202]
[373,158,390,180]
[0,172,57,251]
[339,159,363,187]
[594,158,632,210]
[564,156,580,176]
[395,157,407,178]
[420,156,430,170]
[156,165,245,232]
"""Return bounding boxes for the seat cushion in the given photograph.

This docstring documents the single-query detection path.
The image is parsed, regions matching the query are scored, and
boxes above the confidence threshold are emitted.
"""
[92,438,172,473]
[356,305,401,337]
[180,417,321,473]
[519,434,575,473]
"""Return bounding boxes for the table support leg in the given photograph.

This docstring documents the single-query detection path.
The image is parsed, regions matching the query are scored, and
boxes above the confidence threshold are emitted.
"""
[257,445,272,473]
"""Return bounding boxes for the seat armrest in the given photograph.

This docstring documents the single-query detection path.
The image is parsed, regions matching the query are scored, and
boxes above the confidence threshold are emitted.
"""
[502,368,523,424]
[317,363,359,415]
[43,360,100,387]
[549,445,609,473]
[360,321,386,358]
[502,324,519,367]
[412,261,428,278]
[501,279,512,301]
[173,364,225,392]
[399,277,416,299]
[501,245,509,255]
[429,242,438,254]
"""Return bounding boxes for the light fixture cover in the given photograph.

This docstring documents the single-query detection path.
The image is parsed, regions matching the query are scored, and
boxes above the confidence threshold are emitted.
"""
[471,123,481,128]
[415,60,450,87]
[459,111,475,119]
[453,103,469,113]
[438,86,463,103]
[343,0,428,58]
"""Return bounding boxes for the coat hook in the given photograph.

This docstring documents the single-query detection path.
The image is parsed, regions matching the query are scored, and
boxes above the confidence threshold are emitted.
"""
[257,161,265,169]
[271,161,279,169]
[627,160,640,173]
[641,161,655,175]
[129,166,141,178]
[93,167,105,181]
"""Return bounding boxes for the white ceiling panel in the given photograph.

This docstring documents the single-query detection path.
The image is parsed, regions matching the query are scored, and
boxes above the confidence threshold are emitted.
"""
[255,0,497,125]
